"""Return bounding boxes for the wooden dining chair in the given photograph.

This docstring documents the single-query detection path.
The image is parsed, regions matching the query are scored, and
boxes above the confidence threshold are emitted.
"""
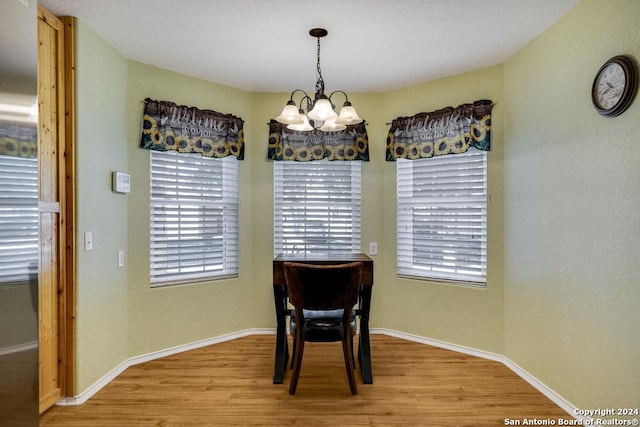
[283,261,362,395]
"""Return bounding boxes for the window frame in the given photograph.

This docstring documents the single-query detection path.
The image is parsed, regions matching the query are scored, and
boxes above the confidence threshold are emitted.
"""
[149,150,239,287]
[396,148,487,286]
[273,159,362,256]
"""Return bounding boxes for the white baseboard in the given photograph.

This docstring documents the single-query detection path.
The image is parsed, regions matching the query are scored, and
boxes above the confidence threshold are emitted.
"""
[373,328,504,362]
[57,327,582,421]
[373,328,582,421]
[56,328,275,406]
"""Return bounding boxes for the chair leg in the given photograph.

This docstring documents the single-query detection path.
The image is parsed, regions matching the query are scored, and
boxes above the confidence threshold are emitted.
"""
[351,335,356,369]
[290,334,296,369]
[342,334,358,395]
[289,334,305,395]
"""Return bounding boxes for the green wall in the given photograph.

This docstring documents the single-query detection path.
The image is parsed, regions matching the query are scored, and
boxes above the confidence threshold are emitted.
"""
[75,21,129,393]
[126,62,254,357]
[503,0,639,410]
[71,0,638,412]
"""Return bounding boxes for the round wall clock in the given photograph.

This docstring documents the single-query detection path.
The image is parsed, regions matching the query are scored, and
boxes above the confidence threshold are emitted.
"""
[591,55,638,117]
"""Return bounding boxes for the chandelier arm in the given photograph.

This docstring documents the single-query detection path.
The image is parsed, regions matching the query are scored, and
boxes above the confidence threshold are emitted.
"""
[328,90,352,106]
[288,89,311,103]
[298,95,313,111]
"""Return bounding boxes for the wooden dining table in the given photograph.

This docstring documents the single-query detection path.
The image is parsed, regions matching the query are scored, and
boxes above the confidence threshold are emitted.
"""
[272,252,374,384]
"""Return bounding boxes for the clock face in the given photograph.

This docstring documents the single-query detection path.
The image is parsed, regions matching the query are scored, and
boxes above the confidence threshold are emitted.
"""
[594,62,626,110]
[592,55,638,117]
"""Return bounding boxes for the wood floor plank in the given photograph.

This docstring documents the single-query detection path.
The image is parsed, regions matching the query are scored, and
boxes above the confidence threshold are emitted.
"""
[39,334,575,426]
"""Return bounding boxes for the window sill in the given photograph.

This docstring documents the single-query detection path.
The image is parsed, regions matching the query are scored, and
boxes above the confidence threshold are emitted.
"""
[397,274,486,289]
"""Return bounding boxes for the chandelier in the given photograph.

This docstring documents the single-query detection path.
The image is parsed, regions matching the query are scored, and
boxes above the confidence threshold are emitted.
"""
[275,28,363,132]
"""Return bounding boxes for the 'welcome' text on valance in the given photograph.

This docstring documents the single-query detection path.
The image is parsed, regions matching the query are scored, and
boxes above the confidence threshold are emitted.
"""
[267,120,369,161]
[140,98,244,159]
[386,99,492,161]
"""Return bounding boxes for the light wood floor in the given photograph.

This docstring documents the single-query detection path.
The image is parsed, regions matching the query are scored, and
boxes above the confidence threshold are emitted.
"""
[40,334,574,426]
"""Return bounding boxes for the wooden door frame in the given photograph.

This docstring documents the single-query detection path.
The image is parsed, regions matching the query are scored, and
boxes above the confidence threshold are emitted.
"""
[37,7,76,401]
[60,14,76,399]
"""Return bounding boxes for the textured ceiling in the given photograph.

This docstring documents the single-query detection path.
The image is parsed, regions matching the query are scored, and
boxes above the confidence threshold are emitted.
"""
[37,0,580,93]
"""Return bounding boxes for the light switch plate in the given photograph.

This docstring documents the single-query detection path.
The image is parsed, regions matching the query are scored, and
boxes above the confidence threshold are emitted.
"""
[84,232,93,251]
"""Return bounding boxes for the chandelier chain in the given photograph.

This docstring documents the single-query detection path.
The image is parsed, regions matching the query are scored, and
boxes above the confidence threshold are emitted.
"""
[315,36,324,89]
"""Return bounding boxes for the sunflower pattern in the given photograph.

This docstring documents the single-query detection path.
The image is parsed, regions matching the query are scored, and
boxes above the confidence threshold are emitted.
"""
[139,98,244,160]
[408,143,421,160]
[267,119,369,162]
[142,114,156,134]
[470,114,491,151]
[0,122,37,159]
[385,131,396,161]
[326,144,346,161]
[386,99,492,161]
[176,134,192,153]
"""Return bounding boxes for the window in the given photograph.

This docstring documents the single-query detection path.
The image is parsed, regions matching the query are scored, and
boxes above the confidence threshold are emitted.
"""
[274,160,361,255]
[150,150,238,286]
[0,154,39,285]
[396,148,487,285]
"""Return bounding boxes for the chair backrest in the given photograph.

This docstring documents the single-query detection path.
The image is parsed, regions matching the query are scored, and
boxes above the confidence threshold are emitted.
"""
[283,262,362,312]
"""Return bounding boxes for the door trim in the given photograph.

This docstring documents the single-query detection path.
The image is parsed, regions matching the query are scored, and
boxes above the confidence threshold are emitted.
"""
[60,15,76,399]
[37,7,76,406]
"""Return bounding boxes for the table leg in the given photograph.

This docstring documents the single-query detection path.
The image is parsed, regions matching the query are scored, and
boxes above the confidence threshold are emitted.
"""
[273,285,289,384]
[358,285,373,384]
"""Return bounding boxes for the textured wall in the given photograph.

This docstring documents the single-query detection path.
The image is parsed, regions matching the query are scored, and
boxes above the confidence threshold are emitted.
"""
[503,0,640,410]
[75,21,130,393]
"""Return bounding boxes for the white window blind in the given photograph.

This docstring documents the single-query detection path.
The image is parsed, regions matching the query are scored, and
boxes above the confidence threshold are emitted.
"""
[274,160,361,255]
[397,149,487,285]
[150,151,238,286]
[0,154,39,285]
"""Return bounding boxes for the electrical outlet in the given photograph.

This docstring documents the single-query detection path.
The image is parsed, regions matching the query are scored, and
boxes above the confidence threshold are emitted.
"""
[118,250,125,267]
[369,242,378,256]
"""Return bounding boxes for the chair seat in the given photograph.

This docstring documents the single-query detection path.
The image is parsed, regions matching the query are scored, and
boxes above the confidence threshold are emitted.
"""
[290,309,357,342]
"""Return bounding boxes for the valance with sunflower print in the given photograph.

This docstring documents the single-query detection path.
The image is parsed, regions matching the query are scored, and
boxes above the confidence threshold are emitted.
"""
[267,120,369,161]
[0,121,37,159]
[140,98,244,159]
[386,99,492,161]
